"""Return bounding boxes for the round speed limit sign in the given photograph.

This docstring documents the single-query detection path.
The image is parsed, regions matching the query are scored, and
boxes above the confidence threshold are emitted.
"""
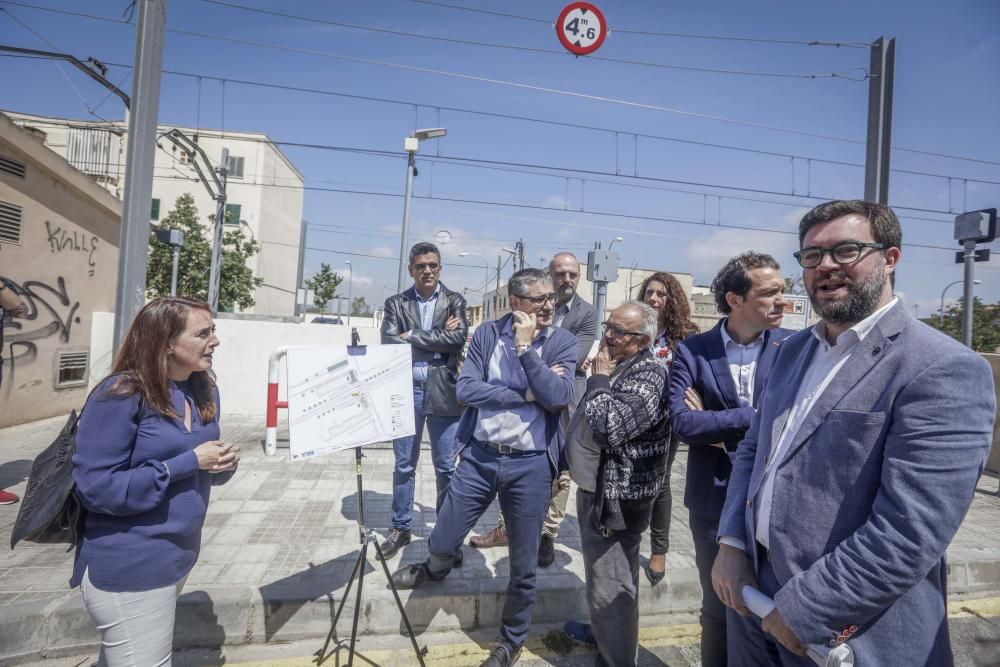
[556,2,608,56]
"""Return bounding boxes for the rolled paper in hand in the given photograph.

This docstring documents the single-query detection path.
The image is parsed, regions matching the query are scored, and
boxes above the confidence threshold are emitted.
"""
[741,584,776,619]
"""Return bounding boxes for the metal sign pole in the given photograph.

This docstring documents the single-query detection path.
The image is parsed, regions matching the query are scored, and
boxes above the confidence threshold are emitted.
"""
[961,240,976,348]
[113,0,166,351]
[206,148,229,312]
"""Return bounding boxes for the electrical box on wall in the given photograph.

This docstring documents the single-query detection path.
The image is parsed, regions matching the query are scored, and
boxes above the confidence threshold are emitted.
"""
[587,250,620,283]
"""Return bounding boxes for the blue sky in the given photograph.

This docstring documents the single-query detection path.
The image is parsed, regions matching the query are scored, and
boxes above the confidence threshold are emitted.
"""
[2,0,999,316]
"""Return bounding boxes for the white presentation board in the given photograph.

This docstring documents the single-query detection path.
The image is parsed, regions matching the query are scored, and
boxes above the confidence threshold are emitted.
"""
[286,345,415,460]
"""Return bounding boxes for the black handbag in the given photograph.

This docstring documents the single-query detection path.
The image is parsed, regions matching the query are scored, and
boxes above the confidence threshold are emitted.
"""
[10,410,86,550]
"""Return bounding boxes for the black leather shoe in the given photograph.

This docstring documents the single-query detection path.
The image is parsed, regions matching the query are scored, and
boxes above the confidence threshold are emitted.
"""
[479,643,521,667]
[644,563,666,586]
[454,546,464,567]
[379,528,411,560]
[390,563,445,590]
[537,534,555,567]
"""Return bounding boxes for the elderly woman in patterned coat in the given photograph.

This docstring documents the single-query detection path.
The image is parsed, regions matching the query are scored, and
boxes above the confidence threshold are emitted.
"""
[563,301,673,667]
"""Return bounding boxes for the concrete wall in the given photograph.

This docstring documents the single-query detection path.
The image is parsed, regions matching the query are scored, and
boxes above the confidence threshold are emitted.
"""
[0,116,121,427]
[90,313,382,416]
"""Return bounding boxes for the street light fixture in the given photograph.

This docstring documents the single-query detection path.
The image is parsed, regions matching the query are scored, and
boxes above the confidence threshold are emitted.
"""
[398,127,447,291]
[608,236,624,251]
[940,279,980,325]
[345,260,353,328]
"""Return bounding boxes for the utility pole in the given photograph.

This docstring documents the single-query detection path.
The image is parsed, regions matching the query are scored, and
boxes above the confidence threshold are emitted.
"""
[516,238,525,270]
[113,0,166,351]
[206,148,229,312]
[294,220,308,317]
[494,255,502,317]
[864,36,895,204]
[160,130,228,312]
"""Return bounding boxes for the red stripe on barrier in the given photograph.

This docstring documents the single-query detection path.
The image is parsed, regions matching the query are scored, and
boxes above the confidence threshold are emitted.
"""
[266,383,279,428]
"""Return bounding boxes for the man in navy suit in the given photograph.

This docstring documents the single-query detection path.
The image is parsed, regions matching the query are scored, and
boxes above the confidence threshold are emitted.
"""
[713,200,995,666]
[668,251,791,667]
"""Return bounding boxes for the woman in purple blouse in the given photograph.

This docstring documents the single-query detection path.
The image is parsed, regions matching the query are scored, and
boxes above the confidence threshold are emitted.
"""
[636,272,699,586]
[71,297,238,666]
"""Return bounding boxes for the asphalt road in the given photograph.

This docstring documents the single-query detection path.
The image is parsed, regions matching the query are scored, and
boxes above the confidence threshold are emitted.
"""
[22,594,1000,667]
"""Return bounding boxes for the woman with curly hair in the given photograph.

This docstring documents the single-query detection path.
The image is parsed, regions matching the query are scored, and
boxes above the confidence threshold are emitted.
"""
[635,272,699,585]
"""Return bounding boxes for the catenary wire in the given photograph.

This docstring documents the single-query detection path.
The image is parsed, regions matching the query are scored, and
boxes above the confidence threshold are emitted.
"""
[406,0,871,48]
[3,0,1000,166]
[198,0,867,81]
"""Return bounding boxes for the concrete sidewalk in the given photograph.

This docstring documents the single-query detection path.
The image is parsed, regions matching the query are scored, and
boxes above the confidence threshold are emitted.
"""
[1,414,999,664]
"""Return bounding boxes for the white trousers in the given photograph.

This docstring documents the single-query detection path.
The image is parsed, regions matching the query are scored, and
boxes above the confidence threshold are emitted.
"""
[81,568,187,667]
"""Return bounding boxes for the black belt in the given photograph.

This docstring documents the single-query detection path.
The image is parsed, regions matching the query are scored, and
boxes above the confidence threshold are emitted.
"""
[474,439,542,457]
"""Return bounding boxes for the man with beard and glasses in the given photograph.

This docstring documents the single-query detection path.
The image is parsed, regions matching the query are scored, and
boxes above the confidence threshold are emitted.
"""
[469,252,597,568]
[712,200,996,666]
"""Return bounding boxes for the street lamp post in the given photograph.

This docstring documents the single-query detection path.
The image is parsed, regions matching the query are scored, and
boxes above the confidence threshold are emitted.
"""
[398,128,447,292]
[345,260,353,328]
[940,279,981,326]
[459,252,490,308]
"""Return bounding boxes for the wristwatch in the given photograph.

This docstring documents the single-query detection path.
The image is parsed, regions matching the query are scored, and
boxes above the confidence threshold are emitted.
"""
[516,343,531,356]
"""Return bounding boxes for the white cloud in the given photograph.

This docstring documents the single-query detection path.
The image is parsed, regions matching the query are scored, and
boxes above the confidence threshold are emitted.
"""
[371,246,396,257]
[685,229,799,273]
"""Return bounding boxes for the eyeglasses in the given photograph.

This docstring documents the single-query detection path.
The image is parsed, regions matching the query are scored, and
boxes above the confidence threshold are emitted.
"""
[412,262,440,271]
[513,293,557,305]
[603,322,644,338]
[793,241,885,269]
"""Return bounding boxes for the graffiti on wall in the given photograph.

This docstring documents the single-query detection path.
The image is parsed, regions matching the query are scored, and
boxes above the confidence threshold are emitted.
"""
[1,276,81,387]
[45,220,100,277]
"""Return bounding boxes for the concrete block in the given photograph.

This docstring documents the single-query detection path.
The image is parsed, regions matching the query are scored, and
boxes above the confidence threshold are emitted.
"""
[966,559,1000,590]
[43,593,99,653]
[0,598,54,662]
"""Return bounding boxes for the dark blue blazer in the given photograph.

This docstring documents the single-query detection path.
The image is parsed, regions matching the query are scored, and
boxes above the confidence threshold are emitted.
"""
[668,319,791,520]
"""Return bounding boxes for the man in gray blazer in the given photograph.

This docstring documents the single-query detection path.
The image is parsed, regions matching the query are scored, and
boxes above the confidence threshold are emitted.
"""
[712,200,996,666]
[470,252,598,568]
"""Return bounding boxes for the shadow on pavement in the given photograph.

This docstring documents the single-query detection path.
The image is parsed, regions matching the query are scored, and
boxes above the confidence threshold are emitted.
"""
[0,458,31,488]
[175,590,226,665]
[258,551,370,642]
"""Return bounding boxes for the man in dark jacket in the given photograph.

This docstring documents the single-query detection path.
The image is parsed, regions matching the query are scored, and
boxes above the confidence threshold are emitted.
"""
[391,268,577,667]
[668,251,791,667]
[379,242,468,559]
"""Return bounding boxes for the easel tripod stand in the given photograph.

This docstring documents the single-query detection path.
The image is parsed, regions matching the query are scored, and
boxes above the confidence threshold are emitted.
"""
[314,331,427,666]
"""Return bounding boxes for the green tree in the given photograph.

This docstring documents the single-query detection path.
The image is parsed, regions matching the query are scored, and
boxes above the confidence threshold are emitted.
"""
[147,194,264,311]
[351,296,370,315]
[304,263,342,313]
[784,275,806,296]
[922,297,1000,353]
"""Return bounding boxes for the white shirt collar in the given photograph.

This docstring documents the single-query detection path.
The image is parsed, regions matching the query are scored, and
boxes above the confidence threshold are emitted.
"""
[720,318,765,349]
[811,296,898,349]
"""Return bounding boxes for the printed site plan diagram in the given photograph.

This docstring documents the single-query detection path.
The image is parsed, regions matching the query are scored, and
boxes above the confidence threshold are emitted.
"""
[286,345,415,460]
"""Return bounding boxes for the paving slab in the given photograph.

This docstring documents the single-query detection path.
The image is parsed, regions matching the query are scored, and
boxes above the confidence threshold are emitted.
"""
[1,413,998,664]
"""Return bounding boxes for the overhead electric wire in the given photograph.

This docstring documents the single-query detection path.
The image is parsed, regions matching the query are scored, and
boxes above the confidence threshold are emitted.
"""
[147,172,965,255]
[199,0,867,80]
[85,62,1000,178]
[406,0,870,48]
[5,0,998,166]
[0,1,877,144]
